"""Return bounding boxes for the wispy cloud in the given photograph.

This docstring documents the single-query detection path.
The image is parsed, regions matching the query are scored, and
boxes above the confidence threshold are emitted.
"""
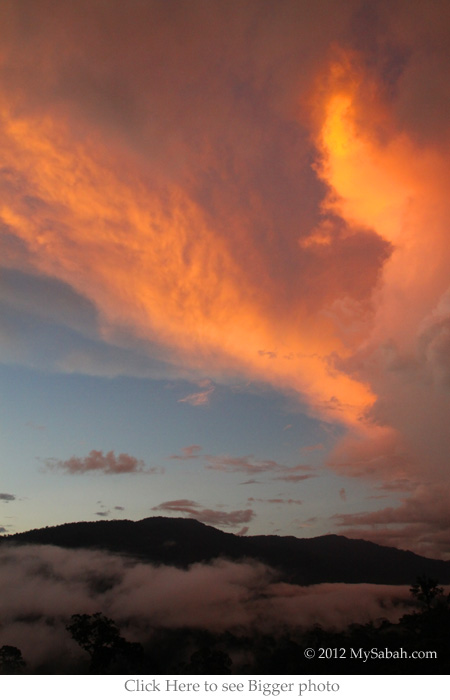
[170,445,203,460]
[332,486,450,558]
[248,497,303,506]
[178,380,215,407]
[300,443,325,453]
[205,454,315,484]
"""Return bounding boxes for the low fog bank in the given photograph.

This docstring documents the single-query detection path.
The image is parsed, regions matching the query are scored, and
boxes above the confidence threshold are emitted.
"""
[0,544,414,671]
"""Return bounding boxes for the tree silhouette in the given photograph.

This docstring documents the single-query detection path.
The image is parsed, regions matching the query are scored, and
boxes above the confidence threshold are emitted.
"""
[66,612,143,673]
[0,645,26,674]
[410,576,444,611]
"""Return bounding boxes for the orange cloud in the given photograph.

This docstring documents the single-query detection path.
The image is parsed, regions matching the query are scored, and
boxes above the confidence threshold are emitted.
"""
[310,49,450,554]
[0,93,379,429]
[2,2,450,555]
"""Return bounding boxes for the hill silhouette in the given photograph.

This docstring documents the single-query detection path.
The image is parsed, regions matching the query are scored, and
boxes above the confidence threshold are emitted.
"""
[3,516,450,585]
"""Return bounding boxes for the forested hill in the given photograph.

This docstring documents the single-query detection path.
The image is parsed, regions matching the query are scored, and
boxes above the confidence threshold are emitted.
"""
[3,516,450,585]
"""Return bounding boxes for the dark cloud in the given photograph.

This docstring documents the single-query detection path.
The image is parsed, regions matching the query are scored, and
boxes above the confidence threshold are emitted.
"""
[46,450,150,475]
[152,500,255,528]
[273,473,316,484]
[0,493,16,502]
[248,498,303,506]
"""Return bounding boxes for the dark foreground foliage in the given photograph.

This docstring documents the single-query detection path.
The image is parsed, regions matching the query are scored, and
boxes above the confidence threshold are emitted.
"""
[2,577,449,675]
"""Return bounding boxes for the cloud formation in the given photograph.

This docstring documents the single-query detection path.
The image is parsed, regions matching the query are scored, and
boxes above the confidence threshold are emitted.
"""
[0,493,16,502]
[334,485,450,558]
[0,543,414,671]
[46,450,148,475]
[178,380,215,407]
[0,1,450,554]
[152,500,254,528]
[248,498,303,506]
[205,454,315,482]
[170,445,203,460]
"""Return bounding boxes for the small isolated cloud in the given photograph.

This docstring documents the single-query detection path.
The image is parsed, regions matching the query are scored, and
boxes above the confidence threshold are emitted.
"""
[95,510,110,517]
[236,526,249,536]
[273,465,316,483]
[0,493,16,502]
[114,506,125,511]
[206,455,284,474]
[170,445,202,460]
[258,350,277,359]
[274,474,315,483]
[296,517,318,530]
[205,454,315,484]
[178,380,215,407]
[248,498,303,506]
[339,488,347,501]
[376,479,417,493]
[46,450,150,475]
[152,500,255,528]
[0,526,7,533]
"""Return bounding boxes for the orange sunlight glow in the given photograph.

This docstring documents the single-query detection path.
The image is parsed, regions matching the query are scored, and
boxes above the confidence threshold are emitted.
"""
[311,50,450,478]
[314,52,450,351]
[0,95,375,429]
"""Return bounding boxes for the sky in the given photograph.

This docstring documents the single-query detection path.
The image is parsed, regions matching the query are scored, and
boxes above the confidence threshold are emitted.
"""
[1,0,450,558]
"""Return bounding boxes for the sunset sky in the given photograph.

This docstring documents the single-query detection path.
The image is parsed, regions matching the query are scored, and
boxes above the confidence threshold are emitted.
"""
[1,0,450,558]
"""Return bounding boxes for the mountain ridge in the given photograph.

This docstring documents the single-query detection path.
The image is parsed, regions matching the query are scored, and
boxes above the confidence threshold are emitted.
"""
[3,516,450,585]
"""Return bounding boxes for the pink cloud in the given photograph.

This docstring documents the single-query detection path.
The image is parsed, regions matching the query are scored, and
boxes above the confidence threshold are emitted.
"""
[205,454,315,484]
[178,381,215,406]
[248,498,303,506]
[333,486,450,558]
[236,526,249,536]
[205,455,284,474]
[46,450,150,475]
[170,445,203,460]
